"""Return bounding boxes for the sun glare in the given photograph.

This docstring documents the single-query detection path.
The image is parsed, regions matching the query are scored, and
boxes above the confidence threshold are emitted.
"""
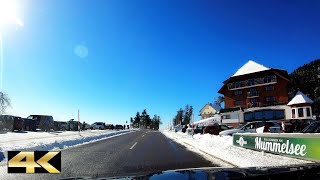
[0,0,23,29]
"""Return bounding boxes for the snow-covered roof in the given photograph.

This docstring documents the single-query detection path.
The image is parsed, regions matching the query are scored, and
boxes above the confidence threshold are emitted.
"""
[232,60,270,77]
[199,103,221,112]
[287,91,314,106]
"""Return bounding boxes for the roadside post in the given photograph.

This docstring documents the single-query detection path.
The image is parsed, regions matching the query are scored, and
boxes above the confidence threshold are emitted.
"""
[78,109,80,135]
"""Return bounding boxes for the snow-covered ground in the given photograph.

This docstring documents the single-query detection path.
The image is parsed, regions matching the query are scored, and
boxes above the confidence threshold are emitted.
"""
[162,130,314,167]
[0,129,134,165]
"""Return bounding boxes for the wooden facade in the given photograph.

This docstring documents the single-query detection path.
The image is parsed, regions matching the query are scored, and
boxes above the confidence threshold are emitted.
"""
[218,69,291,109]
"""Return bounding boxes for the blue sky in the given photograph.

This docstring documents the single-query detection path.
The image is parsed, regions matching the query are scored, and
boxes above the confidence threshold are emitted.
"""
[2,0,320,127]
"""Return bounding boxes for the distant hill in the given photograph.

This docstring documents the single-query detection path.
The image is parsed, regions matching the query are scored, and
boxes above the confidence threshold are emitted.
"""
[290,59,320,114]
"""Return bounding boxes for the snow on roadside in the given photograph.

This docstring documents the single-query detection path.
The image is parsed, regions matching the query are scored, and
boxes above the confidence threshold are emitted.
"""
[162,130,313,167]
[0,130,135,165]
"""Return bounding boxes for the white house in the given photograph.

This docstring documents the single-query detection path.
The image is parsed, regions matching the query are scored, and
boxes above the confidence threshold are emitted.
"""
[288,91,314,119]
[199,103,221,119]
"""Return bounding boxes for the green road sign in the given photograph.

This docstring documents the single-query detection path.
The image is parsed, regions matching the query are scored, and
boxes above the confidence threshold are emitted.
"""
[233,134,320,162]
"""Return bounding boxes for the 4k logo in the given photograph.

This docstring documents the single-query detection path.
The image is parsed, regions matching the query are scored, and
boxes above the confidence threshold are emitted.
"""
[8,151,61,173]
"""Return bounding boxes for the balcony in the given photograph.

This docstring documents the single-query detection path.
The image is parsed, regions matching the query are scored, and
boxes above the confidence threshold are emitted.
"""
[228,75,277,90]
[247,91,259,98]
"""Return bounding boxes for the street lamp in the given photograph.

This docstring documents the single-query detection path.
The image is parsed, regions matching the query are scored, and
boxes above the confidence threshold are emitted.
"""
[0,0,23,90]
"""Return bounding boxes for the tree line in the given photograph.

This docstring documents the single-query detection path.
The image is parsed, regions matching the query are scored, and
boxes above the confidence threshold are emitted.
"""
[130,109,162,130]
[172,104,193,126]
[290,59,320,114]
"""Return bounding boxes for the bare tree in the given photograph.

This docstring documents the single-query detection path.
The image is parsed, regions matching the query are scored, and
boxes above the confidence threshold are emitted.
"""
[0,91,11,115]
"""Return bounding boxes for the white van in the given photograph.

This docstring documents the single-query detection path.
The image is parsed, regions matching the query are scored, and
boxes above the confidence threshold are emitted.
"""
[91,122,105,130]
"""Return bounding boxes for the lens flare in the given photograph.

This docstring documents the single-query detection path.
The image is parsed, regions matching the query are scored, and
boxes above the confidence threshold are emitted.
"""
[0,0,23,29]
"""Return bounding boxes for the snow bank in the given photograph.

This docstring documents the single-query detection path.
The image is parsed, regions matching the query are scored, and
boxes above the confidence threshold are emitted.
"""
[162,130,313,167]
[0,130,134,165]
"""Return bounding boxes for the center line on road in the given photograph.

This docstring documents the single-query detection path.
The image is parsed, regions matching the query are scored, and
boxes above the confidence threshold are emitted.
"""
[129,142,138,149]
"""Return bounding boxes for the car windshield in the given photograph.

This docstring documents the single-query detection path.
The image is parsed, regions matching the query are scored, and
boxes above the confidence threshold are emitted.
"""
[0,0,319,179]
[302,122,320,133]
[220,125,230,130]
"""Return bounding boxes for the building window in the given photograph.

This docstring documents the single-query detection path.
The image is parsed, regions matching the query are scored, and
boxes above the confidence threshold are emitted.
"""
[266,96,276,102]
[264,75,276,83]
[244,112,254,122]
[275,110,285,119]
[244,110,285,122]
[247,79,254,86]
[235,81,241,88]
[306,107,311,117]
[292,109,296,118]
[235,100,243,106]
[251,98,258,103]
[254,111,263,120]
[298,108,304,117]
[234,90,243,96]
[265,85,274,91]
[264,110,274,119]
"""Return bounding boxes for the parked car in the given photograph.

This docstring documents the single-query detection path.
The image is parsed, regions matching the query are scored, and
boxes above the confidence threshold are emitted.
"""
[83,123,92,130]
[91,122,105,130]
[26,115,55,131]
[301,121,320,133]
[104,124,113,129]
[194,124,206,134]
[114,124,123,130]
[53,121,68,131]
[219,121,281,136]
[22,118,36,131]
[173,125,184,132]
[67,119,82,131]
[203,124,233,135]
[0,115,24,132]
[283,119,315,133]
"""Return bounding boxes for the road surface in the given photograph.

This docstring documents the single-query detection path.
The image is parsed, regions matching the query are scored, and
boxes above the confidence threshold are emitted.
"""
[1,130,216,179]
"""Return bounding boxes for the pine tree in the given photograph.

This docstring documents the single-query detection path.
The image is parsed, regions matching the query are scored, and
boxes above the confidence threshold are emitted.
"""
[290,59,320,114]
[134,112,140,127]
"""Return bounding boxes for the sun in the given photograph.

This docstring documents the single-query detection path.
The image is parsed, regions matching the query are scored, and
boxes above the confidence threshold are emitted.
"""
[0,0,23,29]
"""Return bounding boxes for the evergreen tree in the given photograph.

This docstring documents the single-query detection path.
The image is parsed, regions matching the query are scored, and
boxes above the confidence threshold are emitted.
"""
[214,96,224,108]
[183,105,190,125]
[134,112,140,127]
[290,59,320,114]
[176,108,184,125]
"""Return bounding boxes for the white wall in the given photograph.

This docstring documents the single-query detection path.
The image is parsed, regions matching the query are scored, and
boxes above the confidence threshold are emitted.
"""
[221,111,243,124]
[291,106,313,119]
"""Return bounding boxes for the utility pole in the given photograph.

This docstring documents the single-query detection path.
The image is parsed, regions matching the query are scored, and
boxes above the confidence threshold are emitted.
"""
[78,109,80,135]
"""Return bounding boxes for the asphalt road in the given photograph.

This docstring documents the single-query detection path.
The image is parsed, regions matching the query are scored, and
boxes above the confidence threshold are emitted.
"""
[1,130,216,179]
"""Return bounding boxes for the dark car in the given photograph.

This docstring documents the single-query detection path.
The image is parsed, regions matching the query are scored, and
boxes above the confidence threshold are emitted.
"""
[194,125,205,134]
[22,118,36,131]
[12,116,24,131]
[203,124,232,135]
[105,124,113,129]
[301,121,320,133]
[0,115,24,132]
[67,119,82,131]
[53,121,68,131]
[115,125,123,130]
[26,115,55,131]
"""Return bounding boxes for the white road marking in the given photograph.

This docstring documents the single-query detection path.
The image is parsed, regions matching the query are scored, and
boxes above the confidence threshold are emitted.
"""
[142,135,145,137]
[129,142,138,149]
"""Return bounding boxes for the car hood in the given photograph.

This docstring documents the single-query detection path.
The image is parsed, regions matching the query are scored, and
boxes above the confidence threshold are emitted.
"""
[61,163,320,180]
